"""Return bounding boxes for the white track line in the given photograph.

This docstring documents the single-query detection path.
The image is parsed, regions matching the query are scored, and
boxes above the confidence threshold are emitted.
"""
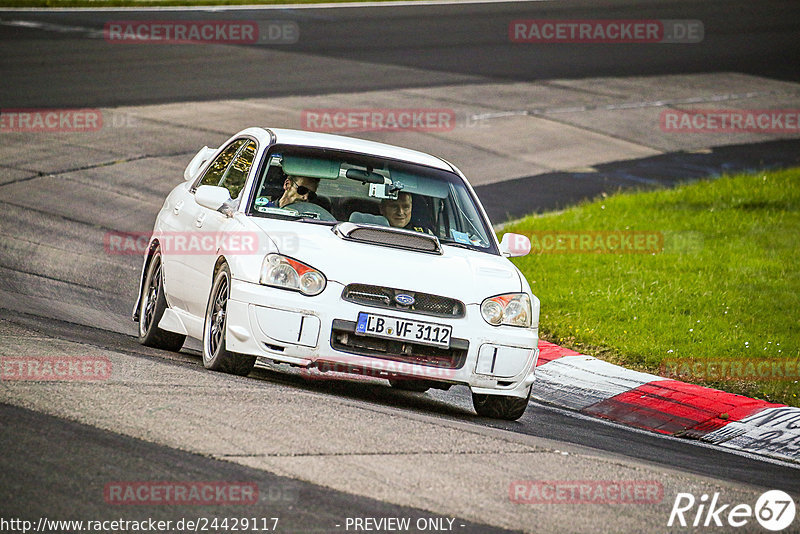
[0,0,550,13]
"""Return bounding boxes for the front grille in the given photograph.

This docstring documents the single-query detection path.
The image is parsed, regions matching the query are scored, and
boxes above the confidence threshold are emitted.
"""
[342,284,465,318]
[331,319,468,370]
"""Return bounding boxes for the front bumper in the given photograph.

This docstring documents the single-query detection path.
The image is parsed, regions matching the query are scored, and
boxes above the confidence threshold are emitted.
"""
[226,279,538,398]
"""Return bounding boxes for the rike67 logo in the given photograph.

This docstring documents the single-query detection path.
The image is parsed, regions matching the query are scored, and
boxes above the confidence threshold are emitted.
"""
[668,490,796,531]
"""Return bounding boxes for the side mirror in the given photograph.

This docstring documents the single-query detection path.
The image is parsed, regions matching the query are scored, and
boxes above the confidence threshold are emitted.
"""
[195,185,231,212]
[184,146,217,182]
[499,233,531,257]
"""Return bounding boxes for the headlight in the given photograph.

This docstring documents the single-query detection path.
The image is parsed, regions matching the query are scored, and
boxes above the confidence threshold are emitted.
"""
[259,254,326,296]
[480,293,531,327]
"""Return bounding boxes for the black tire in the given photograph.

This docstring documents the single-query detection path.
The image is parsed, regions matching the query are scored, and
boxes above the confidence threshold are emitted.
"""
[472,386,531,421]
[202,264,256,376]
[138,249,186,351]
[388,379,431,393]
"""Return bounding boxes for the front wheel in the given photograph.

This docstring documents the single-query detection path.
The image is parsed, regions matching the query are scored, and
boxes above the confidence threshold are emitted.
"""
[202,264,256,376]
[472,386,531,421]
[138,249,186,351]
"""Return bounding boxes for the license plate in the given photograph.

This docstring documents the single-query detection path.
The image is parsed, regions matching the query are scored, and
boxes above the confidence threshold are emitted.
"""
[355,312,451,349]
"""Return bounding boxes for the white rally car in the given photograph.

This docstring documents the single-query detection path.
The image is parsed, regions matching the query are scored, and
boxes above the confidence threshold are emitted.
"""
[133,127,539,420]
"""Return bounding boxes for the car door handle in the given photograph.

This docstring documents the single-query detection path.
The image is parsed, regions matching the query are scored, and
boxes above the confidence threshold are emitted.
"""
[173,200,184,215]
[195,213,206,228]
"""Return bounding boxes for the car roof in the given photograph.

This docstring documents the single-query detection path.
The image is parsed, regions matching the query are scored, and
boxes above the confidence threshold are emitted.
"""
[263,128,454,172]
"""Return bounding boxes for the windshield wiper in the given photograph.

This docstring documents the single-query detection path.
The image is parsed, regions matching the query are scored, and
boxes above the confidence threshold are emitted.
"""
[298,218,337,226]
[252,211,304,221]
[441,240,477,250]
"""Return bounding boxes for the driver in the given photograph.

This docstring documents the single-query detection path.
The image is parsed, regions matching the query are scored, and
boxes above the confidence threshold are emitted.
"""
[267,175,320,208]
[380,192,434,235]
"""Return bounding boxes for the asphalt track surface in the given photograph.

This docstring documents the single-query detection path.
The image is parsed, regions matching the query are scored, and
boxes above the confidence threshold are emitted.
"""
[0,0,799,108]
[1,402,518,534]
[1,1,800,532]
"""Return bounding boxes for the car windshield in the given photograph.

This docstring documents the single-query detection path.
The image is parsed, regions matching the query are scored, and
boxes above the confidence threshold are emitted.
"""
[246,145,497,253]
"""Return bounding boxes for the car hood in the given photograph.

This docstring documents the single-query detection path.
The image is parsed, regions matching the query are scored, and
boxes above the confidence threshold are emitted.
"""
[249,218,522,304]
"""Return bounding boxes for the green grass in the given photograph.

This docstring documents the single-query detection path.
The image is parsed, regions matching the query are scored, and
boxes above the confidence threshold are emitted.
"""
[501,167,800,407]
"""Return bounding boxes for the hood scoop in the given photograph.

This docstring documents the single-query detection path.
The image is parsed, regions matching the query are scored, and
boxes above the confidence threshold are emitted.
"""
[333,222,442,255]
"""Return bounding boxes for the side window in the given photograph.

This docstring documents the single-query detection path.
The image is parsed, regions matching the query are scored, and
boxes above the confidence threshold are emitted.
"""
[219,140,256,200]
[196,139,246,190]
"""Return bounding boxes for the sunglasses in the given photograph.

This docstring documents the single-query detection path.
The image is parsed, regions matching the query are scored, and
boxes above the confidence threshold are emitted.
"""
[289,178,317,201]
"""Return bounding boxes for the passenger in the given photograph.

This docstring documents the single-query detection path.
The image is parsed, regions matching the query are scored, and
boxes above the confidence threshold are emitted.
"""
[380,192,434,235]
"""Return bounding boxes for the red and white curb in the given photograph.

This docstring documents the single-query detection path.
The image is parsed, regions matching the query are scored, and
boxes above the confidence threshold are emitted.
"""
[531,341,800,464]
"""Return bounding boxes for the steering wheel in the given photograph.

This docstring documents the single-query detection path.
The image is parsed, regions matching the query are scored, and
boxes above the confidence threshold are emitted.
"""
[285,201,337,222]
